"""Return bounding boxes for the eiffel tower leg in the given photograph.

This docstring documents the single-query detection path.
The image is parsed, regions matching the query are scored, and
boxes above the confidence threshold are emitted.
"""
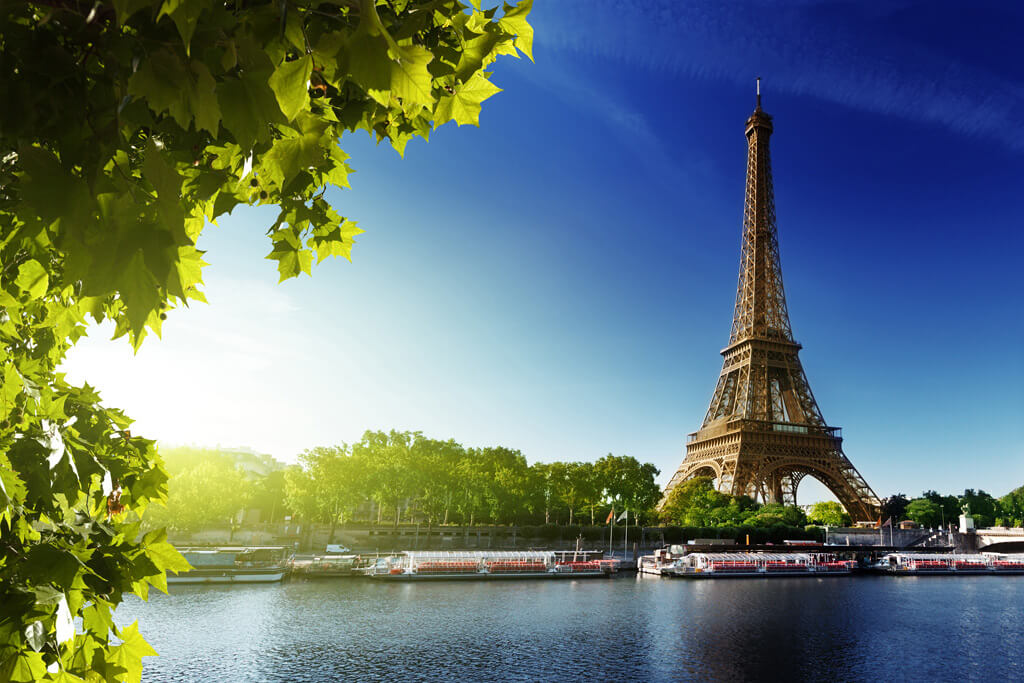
[763,470,784,505]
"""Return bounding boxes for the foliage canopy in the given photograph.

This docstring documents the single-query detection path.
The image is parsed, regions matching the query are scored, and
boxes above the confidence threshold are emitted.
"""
[0,0,532,679]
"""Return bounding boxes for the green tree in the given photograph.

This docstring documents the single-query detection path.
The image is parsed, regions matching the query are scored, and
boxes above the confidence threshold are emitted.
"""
[293,445,367,542]
[0,0,533,677]
[479,446,531,524]
[880,493,910,522]
[353,430,419,527]
[921,490,958,526]
[410,437,464,542]
[594,453,661,521]
[659,477,729,526]
[998,485,1024,527]
[561,462,598,526]
[744,503,806,528]
[906,498,943,528]
[807,501,852,527]
[250,469,289,524]
[958,489,998,528]
[283,465,321,525]
[145,451,251,533]
[531,461,565,525]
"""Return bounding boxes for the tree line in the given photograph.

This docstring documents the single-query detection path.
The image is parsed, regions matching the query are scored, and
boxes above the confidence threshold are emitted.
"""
[150,441,1024,537]
[880,488,1024,528]
[283,430,664,534]
[147,432,665,534]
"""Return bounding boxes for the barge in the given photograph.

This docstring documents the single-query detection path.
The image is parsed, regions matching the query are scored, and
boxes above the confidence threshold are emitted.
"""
[873,553,1024,575]
[169,546,290,584]
[365,550,616,580]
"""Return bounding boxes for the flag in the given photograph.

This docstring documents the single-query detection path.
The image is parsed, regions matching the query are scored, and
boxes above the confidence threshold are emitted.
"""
[616,510,628,523]
[605,509,614,524]
[882,517,893,527]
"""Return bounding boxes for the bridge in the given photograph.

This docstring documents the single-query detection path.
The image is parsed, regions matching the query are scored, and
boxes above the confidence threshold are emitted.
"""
[973,528,1024,553]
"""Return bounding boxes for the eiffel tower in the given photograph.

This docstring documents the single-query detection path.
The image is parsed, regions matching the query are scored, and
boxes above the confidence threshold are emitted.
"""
[662,82,881,521]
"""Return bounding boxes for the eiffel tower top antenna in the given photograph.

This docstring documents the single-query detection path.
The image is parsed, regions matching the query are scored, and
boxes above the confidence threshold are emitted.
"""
[756,77,761,109]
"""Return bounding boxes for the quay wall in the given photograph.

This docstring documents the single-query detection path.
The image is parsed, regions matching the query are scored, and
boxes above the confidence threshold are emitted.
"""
[168,523,821,552]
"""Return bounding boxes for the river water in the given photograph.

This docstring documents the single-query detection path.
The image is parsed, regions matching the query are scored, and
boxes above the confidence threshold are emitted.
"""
[116,574,1024,681]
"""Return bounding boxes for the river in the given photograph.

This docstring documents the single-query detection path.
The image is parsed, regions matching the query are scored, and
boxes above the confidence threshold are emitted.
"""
[116,574,1024,681]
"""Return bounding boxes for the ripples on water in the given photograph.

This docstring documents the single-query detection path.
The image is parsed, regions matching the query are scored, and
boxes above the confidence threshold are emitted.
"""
[115,575,1024,682]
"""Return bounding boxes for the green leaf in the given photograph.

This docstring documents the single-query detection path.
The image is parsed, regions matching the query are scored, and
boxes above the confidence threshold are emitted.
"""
[146,541,192,573]
[17,145,93,228]
[347,24,392,106]
[266,228,313,282]
[82,602,116,637]
[190,62,221,135]
[261,113,330,188]
[500,0,535,61]
[22,545,83,590]
[143,142,184,234]
[127,49,192,128]
[2,650,47,683]
[15,260,49,299]
[435,73,502,126]
[112,0,152,24]
[268,55,313,122]
[117,250,162,347]
[110,621,157,683]
[218,71,285,149]
[389,45,434,114]
[158,0,210,53]
[455,29,502,81]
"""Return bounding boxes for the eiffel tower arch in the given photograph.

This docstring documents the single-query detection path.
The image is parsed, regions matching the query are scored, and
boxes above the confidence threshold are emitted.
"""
[662,84,881,522]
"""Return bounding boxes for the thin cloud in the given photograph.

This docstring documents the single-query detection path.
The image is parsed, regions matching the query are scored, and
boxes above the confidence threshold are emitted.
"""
[538,0,1024,151]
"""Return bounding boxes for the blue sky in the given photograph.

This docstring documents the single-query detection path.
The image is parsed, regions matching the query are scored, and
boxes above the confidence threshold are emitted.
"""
[64,0,1024,503]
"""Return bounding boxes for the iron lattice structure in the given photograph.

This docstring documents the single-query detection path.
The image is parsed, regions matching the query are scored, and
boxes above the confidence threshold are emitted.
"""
[662,93,881,522]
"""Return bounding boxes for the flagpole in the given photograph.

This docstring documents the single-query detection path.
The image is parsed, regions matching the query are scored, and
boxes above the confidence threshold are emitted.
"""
[623,509,628,561]
[608,508,614,554]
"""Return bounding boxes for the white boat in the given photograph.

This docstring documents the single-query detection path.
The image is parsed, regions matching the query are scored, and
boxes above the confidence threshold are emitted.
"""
[873,552,1024,575]
[638,545,688,576]
[365,550,615,580]
[169,547,290,584]
[662,552,854,578]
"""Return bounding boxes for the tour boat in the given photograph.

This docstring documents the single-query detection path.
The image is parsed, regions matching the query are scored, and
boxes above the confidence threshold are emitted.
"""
[169,546,290,584]
[661,552,854,578]
[873,553,1024,575]
[365,550,615,580]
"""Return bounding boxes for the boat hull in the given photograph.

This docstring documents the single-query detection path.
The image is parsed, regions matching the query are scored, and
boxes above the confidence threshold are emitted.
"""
[369,571,609,581]
[168,568,286,584]
[666,570,850,578]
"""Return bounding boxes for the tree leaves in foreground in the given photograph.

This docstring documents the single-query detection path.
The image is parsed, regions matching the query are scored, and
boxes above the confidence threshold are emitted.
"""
[0,0,533,679]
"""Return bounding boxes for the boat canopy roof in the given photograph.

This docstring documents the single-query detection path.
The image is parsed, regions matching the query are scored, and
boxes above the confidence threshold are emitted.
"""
[888,553,980,561]
[404,550,554,561]
[689,552,816,562]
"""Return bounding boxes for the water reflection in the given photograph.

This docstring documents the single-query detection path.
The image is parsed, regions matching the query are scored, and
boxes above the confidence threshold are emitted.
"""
[116,574,1024,681]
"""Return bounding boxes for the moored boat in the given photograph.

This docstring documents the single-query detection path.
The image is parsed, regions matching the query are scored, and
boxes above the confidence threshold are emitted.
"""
[169,546,290,584]
[366,550,615,580]
[663,552,854,578]
[874,552,1024,575]
[289,555,360,578]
